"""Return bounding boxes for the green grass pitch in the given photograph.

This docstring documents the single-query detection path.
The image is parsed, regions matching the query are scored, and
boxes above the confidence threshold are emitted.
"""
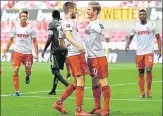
[1,62,162,116]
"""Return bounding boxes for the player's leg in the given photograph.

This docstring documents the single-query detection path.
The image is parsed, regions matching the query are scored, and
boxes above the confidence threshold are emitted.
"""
[145,53,154,98]
[51,54,69,87]
[48,76,58,95]
[23,54,33,84]
[12,52,22,96]
[65,59,71,80]
[88,57,110,115]
[136,55,145,98]
[73,54,90,116]
[99,78,110,116]
[53,55,77,114]
[87,58,102,114]
[53,78,76,114]
[89,77,102,114]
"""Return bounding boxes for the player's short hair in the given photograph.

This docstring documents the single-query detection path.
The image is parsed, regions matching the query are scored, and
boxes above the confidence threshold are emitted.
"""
[52,10,60,19]
[88,1,101,15]
[19,10,28,16]
[63,2,76,14]
[139,9,147,13]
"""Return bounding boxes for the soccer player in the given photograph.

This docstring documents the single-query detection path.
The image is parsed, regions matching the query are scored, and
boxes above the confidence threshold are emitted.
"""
[125,9,162,98]
[53,2,90,116]
[2,11,38,96]
[41,10,69,95]
[84,2,111,116]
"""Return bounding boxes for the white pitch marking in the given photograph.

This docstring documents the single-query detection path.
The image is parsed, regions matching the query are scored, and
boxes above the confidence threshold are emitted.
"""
[1,95,162,102]
[1,80,162,97]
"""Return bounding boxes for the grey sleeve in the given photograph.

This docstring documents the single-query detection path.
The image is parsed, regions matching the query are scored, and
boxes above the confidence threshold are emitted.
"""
[48,22,54,35]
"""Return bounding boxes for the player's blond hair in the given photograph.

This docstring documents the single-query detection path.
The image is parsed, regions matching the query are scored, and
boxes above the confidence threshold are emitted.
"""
[88,1,101,15]
[63,2,76,14]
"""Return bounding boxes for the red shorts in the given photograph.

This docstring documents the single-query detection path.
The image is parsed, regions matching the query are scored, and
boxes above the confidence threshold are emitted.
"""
[67,54,89,77]
[12,51,33,69]
[136,53,154,69]
[87,56,108,78]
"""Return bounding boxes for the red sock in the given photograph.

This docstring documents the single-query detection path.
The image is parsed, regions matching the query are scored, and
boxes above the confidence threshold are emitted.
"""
[138,76,144,93]
[57,84,76,104]
[92,85,101,109]
[13,75,19,91]
[102,85,111,111]
[76,86,84,113]
[146,72,152,92]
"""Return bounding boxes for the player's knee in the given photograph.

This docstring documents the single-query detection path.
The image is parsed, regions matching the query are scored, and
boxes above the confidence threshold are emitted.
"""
[14,67,19,75]
[138,69,145,75]
[146,67,152,72]
[26,72,31,76]
[99,78,108,87]
[51,68,59,75]
[76,75,85,86]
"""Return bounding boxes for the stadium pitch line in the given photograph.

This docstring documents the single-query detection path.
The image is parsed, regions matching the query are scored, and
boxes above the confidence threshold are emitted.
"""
[1,95,162,102]
[1,80,162,97]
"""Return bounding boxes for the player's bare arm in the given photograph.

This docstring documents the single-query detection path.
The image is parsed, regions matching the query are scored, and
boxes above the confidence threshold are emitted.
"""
[65,30,85,54]
[59,39,67,49]
[3,37,14,57]
[155,33,162,58]
[33,38,38,59]
[101,30,110,42]
[41,34,52,58]
[125,35,134,52]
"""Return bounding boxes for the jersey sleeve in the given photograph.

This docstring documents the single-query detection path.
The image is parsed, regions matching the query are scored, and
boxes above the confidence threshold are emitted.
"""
[31,27,36,38]
[130,24,136,36]
[152,22,159,35]
[63,20,73,31]
[10,26,16,37]
[48,22,54,35]
[93,21,105,34]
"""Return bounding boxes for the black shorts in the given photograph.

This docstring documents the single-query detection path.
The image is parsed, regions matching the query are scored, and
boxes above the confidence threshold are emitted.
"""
[50,50,67,70]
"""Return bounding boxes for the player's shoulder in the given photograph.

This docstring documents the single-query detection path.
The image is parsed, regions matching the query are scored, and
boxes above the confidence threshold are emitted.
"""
[94,19,103,25]
[147,21,156,26]
[133,22,140,27]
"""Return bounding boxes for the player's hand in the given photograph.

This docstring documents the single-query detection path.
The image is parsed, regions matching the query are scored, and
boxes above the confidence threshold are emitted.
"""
[77,45,85,54]
[41,51,45,58]
[157,50,162,60]
[34,54,38,61]
[105,37,110,42]
[125,45,129,53]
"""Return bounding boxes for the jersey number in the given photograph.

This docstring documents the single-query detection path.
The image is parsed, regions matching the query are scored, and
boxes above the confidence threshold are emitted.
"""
[92,68,97,76]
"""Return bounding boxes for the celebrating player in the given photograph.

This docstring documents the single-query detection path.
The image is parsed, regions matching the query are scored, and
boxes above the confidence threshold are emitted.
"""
[125,9,162,98]
[53,2,90,116]
[41,10,69,95]
[84,2,111,116]
[2,11,38,96]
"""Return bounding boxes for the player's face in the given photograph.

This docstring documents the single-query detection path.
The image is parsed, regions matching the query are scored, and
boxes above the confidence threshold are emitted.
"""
[19,13,28,23]
[71,6,77,19]
[139,11,147,22]
[86,5,95,19]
